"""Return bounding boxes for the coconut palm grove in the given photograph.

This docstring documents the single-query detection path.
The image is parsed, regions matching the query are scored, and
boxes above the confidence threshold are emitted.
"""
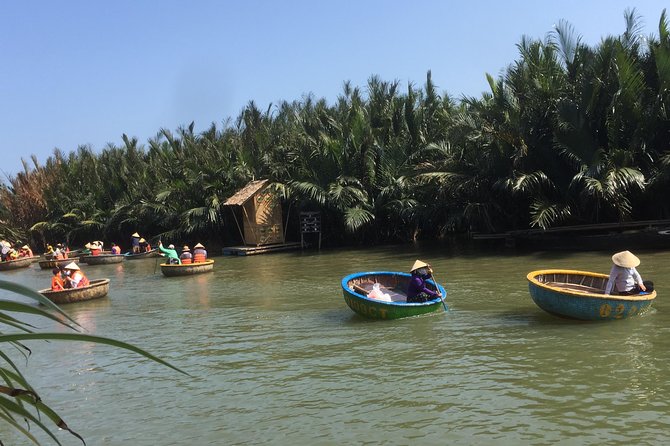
[2,9,670,249]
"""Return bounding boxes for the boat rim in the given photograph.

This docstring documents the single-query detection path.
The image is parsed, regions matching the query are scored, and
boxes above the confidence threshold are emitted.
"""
[38,278,110,294]
[526,269,656,301]
[341,271,446,307]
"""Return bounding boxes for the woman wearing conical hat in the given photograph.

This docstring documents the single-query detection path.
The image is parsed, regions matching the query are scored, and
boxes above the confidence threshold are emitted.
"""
[604,251,654,295]
[406,260,441,303]
[179,245,193,264]
[192,243,207,263]
[131,232,141,253]
[63,262,90,288]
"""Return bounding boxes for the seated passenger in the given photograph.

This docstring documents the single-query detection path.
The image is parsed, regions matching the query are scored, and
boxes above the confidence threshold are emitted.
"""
[110,243,121,255]
[63,262,89,288]
[180,246,193,264]
[20,245,34,258]
[193,243,207,263]
[51,268,65,291]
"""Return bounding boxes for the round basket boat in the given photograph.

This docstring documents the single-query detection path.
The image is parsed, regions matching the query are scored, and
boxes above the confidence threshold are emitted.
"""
[80,254,125,265]
[527,269,657,320]
[38,278,110,304]
[0,257,34,271]
[124,249,159,260]
[38,258,78,270]
[341,271,447,320]
[160,259,215,277]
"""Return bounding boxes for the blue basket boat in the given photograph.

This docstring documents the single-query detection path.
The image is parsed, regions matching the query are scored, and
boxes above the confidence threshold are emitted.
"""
[527,269,656,320]
[341,271,447,320]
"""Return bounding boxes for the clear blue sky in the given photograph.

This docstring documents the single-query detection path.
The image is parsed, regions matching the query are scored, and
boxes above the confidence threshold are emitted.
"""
[0,1,667,178]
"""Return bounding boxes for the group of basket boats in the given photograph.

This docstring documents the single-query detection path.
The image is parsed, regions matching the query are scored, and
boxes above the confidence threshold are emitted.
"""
[1,249,658,321]
[343,268,657,321]
[0,248,215,305]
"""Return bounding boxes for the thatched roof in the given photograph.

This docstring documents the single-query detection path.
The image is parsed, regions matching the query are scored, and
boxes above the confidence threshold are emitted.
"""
[224,179,270,206]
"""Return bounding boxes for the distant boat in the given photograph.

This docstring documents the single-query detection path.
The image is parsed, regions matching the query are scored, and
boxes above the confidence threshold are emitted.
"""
[527,269,656,320]
[124,249,159,260]
[0,257,33,271]
[38,278,110,304]
[160,260,215,277]
[80,254,125,265]
[341,271,447,320]
[38,258,78,270]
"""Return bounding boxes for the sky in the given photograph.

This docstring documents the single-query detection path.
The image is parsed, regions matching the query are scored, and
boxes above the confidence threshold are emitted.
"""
[0,1,667,179]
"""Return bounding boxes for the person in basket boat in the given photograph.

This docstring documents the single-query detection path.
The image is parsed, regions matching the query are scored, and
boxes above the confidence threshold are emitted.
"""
[7,248,19,260]
[63,262,90,289]
[110,243,121,255]
[0,240,12,261]
[86,242,103,256]
[131,232,141,253]
[193,243,207,263]
[158,241,181,265]
[406,260,441,303]
[54,243,68,260]
[605,250,654,295]
[19,245,34,258]
[139,238,151,252]
[180,246,193,264]
[51,268,65,291]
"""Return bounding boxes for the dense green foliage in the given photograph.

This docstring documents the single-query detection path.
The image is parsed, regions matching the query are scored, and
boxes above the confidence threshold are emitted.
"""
[2,9,670,249]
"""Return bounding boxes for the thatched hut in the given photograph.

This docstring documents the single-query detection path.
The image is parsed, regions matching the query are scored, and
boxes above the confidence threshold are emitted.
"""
[223,179,285,246]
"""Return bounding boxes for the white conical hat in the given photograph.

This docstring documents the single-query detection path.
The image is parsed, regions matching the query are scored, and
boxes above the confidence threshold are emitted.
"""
[132,232,140,237]
[410,260,429,272]
[612,250,640,268]
[194,243,205,249]
[63,262,80,270]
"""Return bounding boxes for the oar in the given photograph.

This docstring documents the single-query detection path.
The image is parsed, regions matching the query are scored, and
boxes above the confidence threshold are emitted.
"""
[429,272,447,312]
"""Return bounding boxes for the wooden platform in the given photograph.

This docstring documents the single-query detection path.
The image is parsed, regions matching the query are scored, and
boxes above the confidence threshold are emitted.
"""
[222,242,302,256]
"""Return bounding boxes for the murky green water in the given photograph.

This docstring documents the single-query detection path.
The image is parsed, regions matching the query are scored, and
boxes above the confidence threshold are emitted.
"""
[1,244,669,445]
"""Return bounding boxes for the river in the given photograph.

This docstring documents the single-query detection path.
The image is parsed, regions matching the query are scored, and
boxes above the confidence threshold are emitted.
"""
[0,243,668,445]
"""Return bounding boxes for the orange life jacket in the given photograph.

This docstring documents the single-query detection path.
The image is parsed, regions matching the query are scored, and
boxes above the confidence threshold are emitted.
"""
[72,271,90,288]
[193,251,206,263]
[51,275,65,291]
[111,246,121,254]
[145,244,152,252]
[91,249,101,256]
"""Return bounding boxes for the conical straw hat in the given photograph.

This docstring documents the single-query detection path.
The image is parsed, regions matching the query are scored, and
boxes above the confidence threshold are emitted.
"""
[612,250,640,268]
[63,262,80,270]
[132,232,140,237]
[194,243,205,249]
[410,260,429,272]
[182,245,190,251]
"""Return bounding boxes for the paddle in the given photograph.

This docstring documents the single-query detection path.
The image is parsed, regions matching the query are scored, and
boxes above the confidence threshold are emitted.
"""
[154,240,161,274]
[429,271,447,311]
